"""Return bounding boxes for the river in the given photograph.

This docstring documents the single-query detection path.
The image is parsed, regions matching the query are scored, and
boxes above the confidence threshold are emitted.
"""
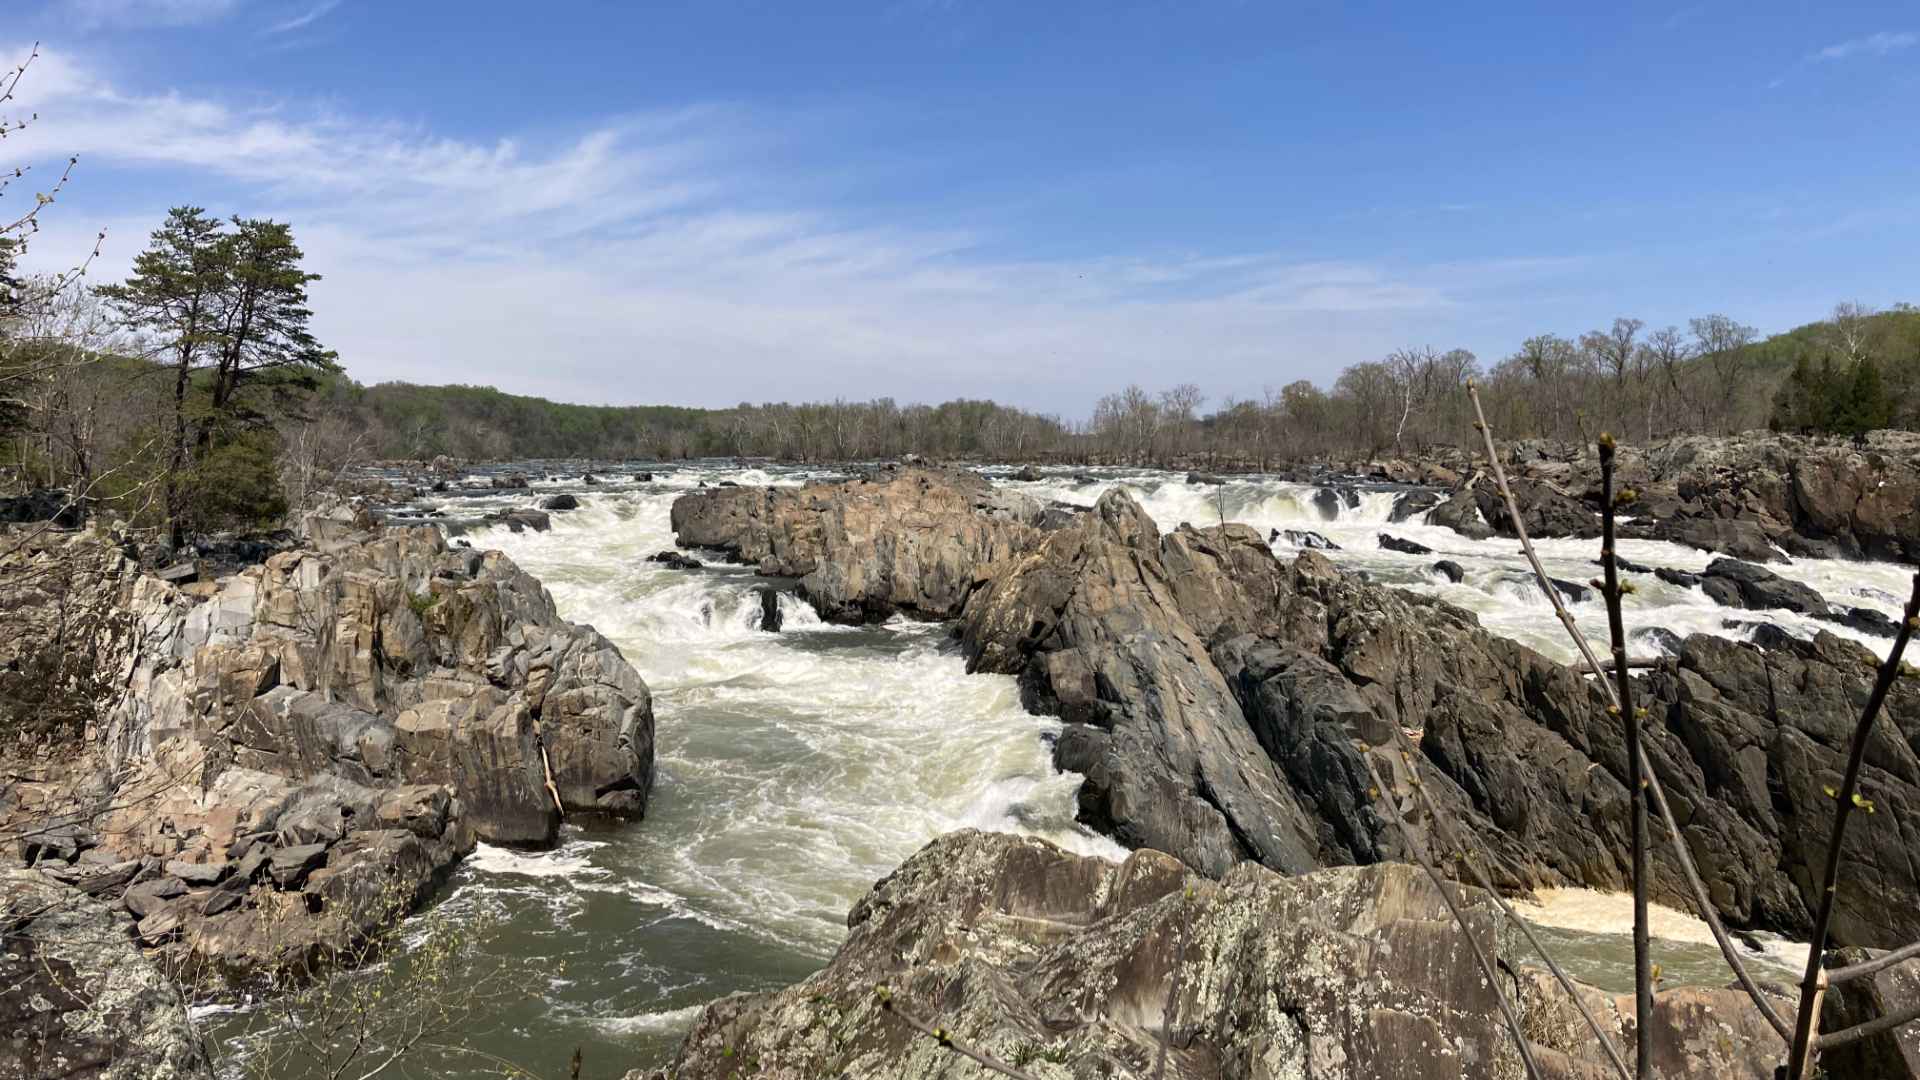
[211,462,1908,1077]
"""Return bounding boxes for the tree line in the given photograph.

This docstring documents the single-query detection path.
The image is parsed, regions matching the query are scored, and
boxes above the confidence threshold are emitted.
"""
[315,303,1918,469]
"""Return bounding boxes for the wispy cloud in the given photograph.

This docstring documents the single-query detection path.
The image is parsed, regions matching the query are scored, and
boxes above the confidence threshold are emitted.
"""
[4,42,1584,410]
[61,0,241,29]
[264,0,338,35]
[1809,30,1916,62]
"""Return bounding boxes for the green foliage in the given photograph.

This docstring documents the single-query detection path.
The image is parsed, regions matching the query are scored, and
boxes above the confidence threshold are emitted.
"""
[1770,355,1896,438]
[182,428,288,532]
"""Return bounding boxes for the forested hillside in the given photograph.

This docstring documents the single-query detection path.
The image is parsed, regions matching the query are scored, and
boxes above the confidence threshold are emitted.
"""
[300,304,1920,466]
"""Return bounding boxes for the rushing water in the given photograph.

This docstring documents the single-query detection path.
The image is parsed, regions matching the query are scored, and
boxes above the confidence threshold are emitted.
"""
[212,462,1911,1075]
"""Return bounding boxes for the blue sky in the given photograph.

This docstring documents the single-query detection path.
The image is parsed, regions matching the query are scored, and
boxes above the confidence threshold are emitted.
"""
[7,1,1918,414]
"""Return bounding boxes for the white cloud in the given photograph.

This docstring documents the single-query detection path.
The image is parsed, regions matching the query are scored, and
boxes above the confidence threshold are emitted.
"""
[264,0,339,35]
[1810,30,1916,62]
[3,43,1585,413]
[61,0,241,29]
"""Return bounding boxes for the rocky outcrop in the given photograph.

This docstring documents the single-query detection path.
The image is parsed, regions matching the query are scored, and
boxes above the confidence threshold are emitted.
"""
[1,869,214,1079]
[951,485,1920,944]
[669,466,1044,623]
[676,469,1920,946]
[960,495,1331,877]
[1430,431,1920,561]
[645,830,1787,1080]
[0,489,88,529]
[0,508,653,983]
[1472,476,1600,539]
[1428,485,1494,539]
[1691,558,1901,636]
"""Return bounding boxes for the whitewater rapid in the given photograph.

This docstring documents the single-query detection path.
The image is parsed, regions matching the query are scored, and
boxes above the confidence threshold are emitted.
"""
[217,461,1907,1074]
[986,465,1911,662]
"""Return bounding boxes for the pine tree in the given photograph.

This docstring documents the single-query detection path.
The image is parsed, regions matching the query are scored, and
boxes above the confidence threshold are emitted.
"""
[97,208,230,544]
[1840,356,1893,439]
[199,217,337,446]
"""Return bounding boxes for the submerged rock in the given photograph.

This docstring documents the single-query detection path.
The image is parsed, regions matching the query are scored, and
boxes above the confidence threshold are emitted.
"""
[647,550,705,570]
[1377,532,1433,555]
[757,585,784,632]
[1273,527,1339,550]
[1431,559,1465,583]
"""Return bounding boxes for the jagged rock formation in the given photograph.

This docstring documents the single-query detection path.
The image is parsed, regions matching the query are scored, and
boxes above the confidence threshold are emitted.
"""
[669,466,1046,622]
[1,506,653,984]
[1,868,214,1079]
[677,471,1920,947]
[641,830,1787,1080]
[967,490,1920,946]
[1424,431,1920,561]
[1472,475,1600,539]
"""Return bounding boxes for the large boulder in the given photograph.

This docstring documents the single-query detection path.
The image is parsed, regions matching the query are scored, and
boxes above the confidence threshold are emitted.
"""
[1471,476,1599,539]
[1698,558,1827,614]
[1428,485,1494,539]
[646,830,1786,1080]
[0,868,214,1079]
[958,494,1328,877]
[669,467,1043,623]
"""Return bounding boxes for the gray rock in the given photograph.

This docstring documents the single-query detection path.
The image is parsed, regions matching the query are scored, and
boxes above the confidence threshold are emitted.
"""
[1428,486,1494,539]
[268,843,329,888]
[1377,532,1433,555]
[163,859,229,886]
[1700,558,1828,614]
[1275,528,1339,550]
[651,831,1784,1080]
[647,550,704,570]
[1472,476,1599,539]
[1821,947,1920,1078]
[670,467,1043,623]
[2,870,213,1079]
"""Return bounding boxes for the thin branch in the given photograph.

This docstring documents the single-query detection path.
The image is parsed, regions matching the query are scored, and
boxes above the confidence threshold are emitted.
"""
[1828,939,1920,986]
[1466,380,1793,1043]
[1816,997,1920,1052]
[1382,735,1632,1080]
[874,986,1044,1080]
[1362,754,1545,1080]
[1787,571,1920,1079]
[1598,433,1653,1076]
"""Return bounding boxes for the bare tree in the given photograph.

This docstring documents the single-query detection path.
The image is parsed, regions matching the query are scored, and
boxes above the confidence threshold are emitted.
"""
[1689,313,1758,432]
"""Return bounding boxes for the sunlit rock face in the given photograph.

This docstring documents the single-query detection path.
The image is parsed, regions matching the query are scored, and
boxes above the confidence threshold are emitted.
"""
[647,829,1788,1080]
[1,505,653,984]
